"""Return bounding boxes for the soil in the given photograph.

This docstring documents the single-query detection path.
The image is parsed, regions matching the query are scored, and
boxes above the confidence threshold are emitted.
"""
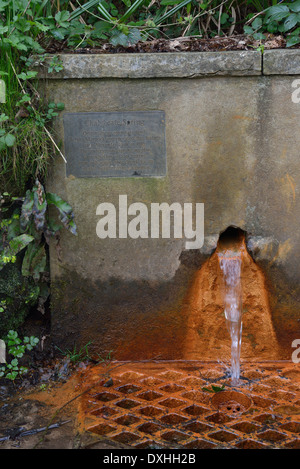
[0,358,123,449]
[44,34,292,54]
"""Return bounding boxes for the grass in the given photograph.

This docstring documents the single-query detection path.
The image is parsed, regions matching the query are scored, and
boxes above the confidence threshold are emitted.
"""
[0,45,52,195]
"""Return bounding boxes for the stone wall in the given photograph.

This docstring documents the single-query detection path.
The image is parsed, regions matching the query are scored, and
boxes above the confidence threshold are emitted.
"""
[40,50,300,361]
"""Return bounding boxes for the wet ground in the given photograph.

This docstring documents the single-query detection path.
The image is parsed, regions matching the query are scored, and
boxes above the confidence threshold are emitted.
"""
[1,359,299,449]
[78,361,300,449]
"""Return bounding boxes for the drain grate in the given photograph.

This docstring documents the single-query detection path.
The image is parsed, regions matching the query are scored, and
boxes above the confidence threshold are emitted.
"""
[78,362,300,449]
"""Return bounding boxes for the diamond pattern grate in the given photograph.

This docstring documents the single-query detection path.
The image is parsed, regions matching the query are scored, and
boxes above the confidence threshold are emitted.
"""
[77,362,300,449]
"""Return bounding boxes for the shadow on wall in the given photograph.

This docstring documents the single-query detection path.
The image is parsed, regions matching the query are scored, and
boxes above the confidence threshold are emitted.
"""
[183,226,280,361]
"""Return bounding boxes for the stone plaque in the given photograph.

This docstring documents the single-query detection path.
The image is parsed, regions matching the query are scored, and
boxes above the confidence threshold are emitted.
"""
[63,111,166,177]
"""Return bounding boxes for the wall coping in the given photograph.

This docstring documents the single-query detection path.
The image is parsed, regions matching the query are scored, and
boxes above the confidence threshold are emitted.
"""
[36,50,300,79]
[263,49,300,75]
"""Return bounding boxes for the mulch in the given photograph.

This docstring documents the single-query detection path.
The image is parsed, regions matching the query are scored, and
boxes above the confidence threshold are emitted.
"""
[43,33,292,54]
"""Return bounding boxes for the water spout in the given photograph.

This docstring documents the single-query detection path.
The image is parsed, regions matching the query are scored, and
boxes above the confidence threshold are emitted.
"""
[218,249,242,385]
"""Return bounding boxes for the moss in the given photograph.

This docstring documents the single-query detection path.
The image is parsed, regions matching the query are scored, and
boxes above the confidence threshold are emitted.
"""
[0,263,39,338]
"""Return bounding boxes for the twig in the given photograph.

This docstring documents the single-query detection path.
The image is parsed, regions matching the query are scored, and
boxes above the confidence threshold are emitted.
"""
[0,420,71,442]
[229,6,236,36]
[217,4,223,36]
[245,0,284,25]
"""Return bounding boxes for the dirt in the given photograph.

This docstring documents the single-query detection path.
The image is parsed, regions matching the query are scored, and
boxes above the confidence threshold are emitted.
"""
[44,33,290,54]
[0,363,125,449]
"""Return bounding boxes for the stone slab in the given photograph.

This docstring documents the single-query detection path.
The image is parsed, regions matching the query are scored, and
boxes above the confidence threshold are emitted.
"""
[37,51,262,79]
[264,50,300,75]
[64,111,166,177]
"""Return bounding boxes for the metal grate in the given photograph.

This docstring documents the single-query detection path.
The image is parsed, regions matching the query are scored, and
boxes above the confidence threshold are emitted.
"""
[78,362,300,449]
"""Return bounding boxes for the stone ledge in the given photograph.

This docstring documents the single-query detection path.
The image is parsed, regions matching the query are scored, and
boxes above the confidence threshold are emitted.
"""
[36,51,262,79]
[264,50,300,75]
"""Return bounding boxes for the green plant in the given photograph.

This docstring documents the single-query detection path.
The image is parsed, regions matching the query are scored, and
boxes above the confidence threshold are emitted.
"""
[0,181,77,335]
[95,350,114,365]
[0,264,40,337]
[47,55,64,74]
[0,63,65,194]
[78,0,241,45]
[55,341,92,363]
[244,1,300,46]
[202,384,225,393]
[1,180,77,270]
[0,0,68,194]
[39,383,48,391]
[0,330,39,381]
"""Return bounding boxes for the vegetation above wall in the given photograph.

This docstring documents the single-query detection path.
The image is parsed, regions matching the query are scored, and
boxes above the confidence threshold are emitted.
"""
[2,0,300,56]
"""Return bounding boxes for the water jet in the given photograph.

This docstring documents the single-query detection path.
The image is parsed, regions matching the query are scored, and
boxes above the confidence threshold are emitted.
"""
[184,227,279,365]
[218,227,244,385]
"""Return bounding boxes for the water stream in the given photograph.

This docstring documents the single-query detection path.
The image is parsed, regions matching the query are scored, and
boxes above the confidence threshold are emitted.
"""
[218,250,242,385]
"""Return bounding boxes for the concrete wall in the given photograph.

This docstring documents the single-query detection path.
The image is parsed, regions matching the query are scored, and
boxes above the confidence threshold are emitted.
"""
[40,50,300,361]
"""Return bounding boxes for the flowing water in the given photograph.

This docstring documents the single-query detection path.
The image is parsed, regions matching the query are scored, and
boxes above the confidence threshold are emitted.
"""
[218,250,243,385]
